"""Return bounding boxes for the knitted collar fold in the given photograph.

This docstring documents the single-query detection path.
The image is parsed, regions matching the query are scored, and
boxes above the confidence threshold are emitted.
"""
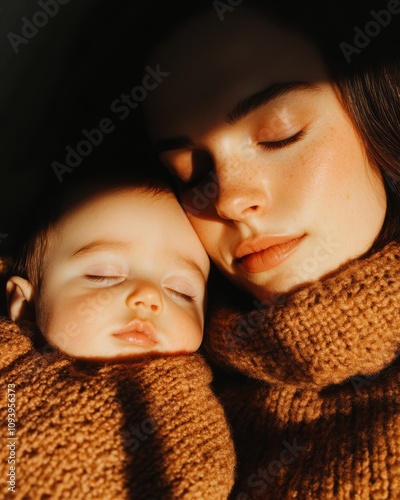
[204,242,400,389]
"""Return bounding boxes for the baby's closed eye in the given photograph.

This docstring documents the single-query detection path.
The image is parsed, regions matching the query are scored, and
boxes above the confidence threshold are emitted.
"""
[85,275,126,286]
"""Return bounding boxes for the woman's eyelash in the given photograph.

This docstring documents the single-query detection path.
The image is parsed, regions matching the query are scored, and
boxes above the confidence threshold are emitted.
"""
[179,170,211,191]
[259,130,305,151]
[166,287,195,303]
[179,130,306,189]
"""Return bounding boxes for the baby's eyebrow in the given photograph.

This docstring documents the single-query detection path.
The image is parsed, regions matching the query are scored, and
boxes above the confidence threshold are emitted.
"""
[174,255,208,285]
[69,240,131,259]
[69,241,207,282]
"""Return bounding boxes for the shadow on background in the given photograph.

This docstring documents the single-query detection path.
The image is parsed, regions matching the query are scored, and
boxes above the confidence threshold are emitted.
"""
[0,0,399,244]
[0,0,164,234]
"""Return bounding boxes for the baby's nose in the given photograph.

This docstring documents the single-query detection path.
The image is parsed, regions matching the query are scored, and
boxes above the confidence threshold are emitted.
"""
[126,282,163,314]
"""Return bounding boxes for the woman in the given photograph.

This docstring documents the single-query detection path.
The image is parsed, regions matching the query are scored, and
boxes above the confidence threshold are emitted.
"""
[141,0,400,497]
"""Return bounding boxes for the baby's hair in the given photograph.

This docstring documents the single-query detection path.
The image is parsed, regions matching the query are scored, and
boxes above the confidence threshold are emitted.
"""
[11,169,176,292]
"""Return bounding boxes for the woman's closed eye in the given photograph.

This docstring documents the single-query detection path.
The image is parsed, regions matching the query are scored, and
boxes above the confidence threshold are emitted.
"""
[162,149,214,191]
[174,131,306,190]
[258,129,305,151]
[179,169,213,191]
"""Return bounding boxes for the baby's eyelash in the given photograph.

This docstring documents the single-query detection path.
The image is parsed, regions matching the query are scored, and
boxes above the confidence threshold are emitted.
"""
[259,130,305,151]
[85,275,123,283]
[166,288,195,303]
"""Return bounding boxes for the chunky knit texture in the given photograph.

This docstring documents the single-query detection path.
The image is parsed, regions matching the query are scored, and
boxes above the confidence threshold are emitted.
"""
[204,241,400,499]
[0,317,235,499]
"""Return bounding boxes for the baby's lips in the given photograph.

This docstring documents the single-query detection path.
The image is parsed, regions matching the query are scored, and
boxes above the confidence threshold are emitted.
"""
[112,320,158,347]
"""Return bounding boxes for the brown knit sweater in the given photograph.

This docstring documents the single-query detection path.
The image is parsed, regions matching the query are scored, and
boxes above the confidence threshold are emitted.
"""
[0,318,235,499]
[204,241,400,499]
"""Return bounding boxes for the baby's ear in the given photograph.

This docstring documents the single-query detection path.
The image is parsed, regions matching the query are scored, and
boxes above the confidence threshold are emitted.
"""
[6,276,35,323]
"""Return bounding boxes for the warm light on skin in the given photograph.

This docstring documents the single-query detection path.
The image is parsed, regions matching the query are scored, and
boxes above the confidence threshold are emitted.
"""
[32,188,210,359]
[143,7,387,301]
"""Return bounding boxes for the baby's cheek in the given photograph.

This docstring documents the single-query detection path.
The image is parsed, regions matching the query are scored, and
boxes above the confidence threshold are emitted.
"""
[36,293,79,351]
[181,314,204,352]
[162,303,202,353]
[50,320,83,353]
[35,294,52,339]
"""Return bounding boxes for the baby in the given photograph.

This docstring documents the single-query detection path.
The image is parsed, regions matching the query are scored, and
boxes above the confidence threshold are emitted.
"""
[0,173,235,498]
[6,174,210,359]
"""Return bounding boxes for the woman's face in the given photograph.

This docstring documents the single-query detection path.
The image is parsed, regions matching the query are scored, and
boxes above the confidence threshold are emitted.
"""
[143,7,387,301]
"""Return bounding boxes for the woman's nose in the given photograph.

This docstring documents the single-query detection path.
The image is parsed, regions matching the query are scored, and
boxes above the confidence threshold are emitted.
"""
[213,155,270,222]
[126,282,163,314]
[215,184,269,222]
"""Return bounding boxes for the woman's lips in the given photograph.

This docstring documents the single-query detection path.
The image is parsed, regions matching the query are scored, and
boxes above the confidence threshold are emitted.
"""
[236,235,305,273]
[112,320,158,347]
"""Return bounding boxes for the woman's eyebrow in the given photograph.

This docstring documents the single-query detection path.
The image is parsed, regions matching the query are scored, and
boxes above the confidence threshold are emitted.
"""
[225,81,320,124]
[154,81,320,154]
[155,137,195,155]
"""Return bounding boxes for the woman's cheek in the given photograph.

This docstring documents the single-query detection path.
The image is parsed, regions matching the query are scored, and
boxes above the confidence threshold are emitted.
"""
[291,138,340,214]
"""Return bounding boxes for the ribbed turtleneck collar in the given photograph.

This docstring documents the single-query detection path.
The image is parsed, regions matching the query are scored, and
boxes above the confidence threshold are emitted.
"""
[204,242,400,389]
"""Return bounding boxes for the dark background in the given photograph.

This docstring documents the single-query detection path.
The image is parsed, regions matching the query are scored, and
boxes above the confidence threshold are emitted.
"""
[0,0,399,246]
[0,0,164,236]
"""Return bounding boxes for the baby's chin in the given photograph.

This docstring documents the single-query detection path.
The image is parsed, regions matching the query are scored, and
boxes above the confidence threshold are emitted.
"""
[42,341,198,363]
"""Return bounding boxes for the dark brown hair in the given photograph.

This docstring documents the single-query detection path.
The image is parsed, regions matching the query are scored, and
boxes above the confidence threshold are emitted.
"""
[262,0,400,250]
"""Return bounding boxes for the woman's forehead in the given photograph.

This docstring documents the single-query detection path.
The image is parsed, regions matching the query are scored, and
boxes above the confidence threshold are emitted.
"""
[144,6,328,138]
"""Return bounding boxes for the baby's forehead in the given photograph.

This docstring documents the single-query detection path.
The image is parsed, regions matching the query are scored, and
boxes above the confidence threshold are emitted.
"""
[47,185,209,271]
[43,185,181,251]
[58,184,178,219]
[79,184,175,203]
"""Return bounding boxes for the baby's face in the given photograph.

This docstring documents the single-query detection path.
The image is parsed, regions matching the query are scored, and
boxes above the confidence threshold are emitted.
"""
[35,188,210,359]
